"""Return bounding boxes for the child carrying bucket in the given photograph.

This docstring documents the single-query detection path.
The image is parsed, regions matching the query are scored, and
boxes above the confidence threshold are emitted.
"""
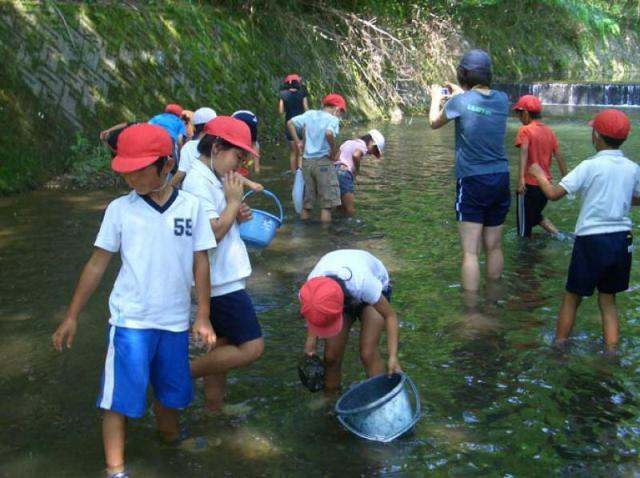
[299,249,401,390]
[335,130,385,217]
[182,116,265,411]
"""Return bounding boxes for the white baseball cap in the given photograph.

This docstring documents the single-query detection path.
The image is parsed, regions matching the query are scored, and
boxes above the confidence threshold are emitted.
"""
[368,129,385,156]
[192,107,217,125]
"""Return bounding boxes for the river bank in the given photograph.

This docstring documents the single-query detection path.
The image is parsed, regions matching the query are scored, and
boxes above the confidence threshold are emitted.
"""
[1,0,639,194]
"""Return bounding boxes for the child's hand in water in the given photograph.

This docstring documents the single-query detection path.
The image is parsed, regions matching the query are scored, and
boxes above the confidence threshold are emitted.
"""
[236,203,253,223]
[387,355,402,376]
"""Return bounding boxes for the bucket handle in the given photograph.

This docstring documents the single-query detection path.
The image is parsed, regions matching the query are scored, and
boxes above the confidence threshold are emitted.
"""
[242,189,284,225]
[337,374,421,443]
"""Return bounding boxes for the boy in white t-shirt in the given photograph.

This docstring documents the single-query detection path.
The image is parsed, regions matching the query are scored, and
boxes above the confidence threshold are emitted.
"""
[299,249,402,390]
[529,109,639,350]
[183,116,265,412]
[52,124,217,478]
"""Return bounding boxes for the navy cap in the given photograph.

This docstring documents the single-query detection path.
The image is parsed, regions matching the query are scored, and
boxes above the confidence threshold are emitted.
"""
[231,110,258,143]
[459,49,492,72]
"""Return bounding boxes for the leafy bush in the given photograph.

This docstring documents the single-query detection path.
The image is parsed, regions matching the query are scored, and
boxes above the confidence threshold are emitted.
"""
[67,133,120,189]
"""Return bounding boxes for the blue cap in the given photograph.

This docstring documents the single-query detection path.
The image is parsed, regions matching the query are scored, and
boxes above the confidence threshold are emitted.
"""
[232,110,258,143]
[459,49,492,72]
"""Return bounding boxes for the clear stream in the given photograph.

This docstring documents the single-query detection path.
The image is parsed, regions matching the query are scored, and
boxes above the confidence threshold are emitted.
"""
[1,107,640,477]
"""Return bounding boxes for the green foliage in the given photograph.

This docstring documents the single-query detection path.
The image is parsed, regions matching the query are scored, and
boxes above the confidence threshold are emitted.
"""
[66,134,119,189]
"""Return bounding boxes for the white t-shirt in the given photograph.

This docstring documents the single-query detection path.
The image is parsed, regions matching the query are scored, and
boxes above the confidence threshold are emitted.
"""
[182,159,252,296]
[308,249,390,305]
[95,189,216,332]
[178,139,200,173]
[559,149,640,236]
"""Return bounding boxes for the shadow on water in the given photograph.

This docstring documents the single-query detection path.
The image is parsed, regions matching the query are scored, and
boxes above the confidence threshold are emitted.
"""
[2,107,640,476]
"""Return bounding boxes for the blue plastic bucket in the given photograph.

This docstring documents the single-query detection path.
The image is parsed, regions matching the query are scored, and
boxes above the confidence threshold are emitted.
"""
[335,373,420,443]
[239,189,283,249]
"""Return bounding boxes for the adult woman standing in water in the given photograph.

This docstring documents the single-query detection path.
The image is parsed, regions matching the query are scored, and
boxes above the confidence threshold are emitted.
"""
[428,49,510,294]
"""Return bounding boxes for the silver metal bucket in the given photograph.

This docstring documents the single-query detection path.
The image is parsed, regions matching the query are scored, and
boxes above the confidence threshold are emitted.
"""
[335,373,420,443]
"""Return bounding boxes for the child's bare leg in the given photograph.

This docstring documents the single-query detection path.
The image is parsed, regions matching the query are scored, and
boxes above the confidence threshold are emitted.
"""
[103,411,126,475]
[556,292,582,345]
[320,208,332,223]
[482,225,504,280]
[598,292,619,351]
[540,218,559,235]
[153,401,179,442]
[340,193,356,217]
[288,142,298,172]
[323,318,353,390]
[300,208,312,220]
[203,372,227,412]
[359,306,385,377]
[458,222,483,292]
[191,337,263,378]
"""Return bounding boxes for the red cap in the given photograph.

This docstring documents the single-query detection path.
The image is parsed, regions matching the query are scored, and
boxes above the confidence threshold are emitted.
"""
[112,124,173,173]
[165,103,183,116]
[588,109,631,140]
[203,116,259,157]
[323,93,347,112]
[299,277,344,338]
[284,74,301,83]
[513,95,542,114]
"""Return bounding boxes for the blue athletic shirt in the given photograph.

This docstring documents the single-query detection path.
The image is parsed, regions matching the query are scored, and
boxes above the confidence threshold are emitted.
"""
[444,89,509,179]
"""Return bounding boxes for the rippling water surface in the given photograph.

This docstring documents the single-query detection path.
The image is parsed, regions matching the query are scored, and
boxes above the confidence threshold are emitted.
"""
[1,107,640,477]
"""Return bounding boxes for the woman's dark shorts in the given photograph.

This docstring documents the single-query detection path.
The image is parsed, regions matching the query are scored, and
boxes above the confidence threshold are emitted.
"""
[210,289,262,345]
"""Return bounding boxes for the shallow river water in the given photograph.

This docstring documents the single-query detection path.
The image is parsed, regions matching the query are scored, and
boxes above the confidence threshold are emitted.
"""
[1,107,640,477]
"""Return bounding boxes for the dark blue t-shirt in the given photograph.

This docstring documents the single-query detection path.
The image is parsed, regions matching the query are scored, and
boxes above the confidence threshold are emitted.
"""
[444,89,509,179]
[281,89,307,122]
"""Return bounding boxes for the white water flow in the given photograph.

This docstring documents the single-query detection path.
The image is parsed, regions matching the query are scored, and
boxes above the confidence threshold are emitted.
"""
[496,83,640,107]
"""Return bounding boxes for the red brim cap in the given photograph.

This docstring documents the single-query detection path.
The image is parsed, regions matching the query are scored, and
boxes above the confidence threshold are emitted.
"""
[227,138,259,158]
[111,155,159,173]
[306,312,344,339]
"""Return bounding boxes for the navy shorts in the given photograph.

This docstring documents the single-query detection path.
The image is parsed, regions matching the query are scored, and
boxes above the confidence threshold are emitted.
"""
[455,172,510,226]
[336,168,355,195]
[347,287,392,320]
[210,289,262,345]
[516,186,548,237]
[566,231,632,296]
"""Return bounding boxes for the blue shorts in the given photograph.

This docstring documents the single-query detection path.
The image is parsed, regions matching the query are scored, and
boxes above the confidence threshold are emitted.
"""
[210,289,262,345]
[455,172,510,226]
[566,231,633,296]
[96,326,192,418]
[336,168,355,195]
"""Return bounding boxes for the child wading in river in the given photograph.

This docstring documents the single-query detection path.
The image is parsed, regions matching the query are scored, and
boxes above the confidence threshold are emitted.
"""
[52,124,217,478]
[513,95,567,237]
[529,109,639,351]
[182,117,265,412]
[299,249,401,390]
[335,130,385,217]
[287,93,346,223]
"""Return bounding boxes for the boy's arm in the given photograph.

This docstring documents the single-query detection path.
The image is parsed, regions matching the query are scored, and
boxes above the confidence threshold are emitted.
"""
[554,150,568,177]
[517,143,528,193]
[211,172,243,242]
[304,331,318,356]
[325,130,337,161]
[278,99,285,116]
[287,119,304,155]
[372,296,401,375]
[352,149,364,176]
[192,250,215,351]
[303,97,309,111]
[429,85,449,129]
[529,164,567,201]
[99,122,128,141]
[170,170,186,188]
[240,176,263,192]
[52,248,113,351]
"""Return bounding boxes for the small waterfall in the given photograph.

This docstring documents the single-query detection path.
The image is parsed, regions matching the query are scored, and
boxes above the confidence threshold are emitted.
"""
[495,83,640,107]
